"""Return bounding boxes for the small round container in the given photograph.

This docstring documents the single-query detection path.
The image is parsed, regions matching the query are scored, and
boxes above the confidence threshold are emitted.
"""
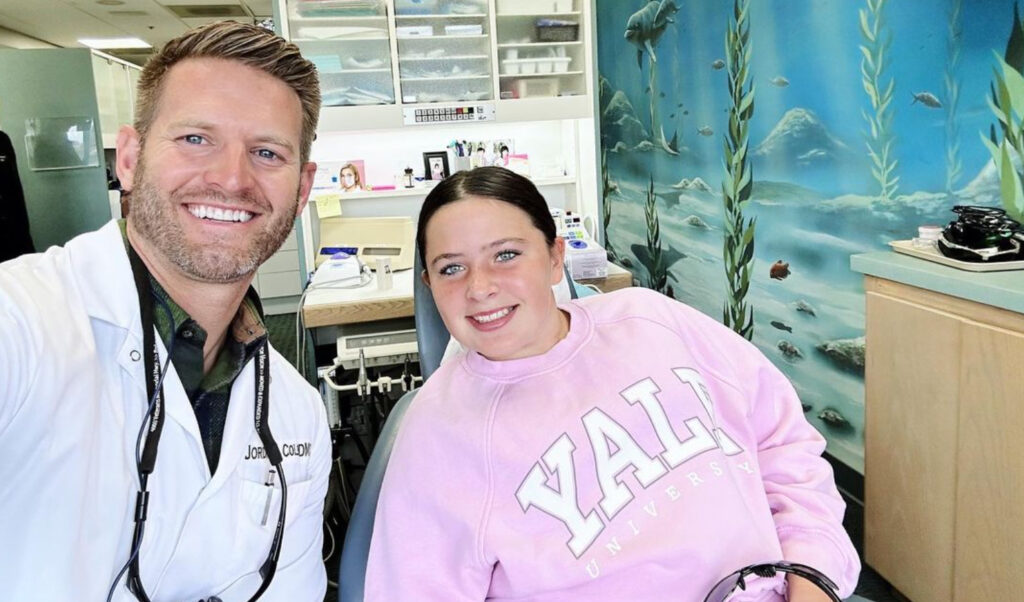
[912,224,943,249]
[918,225,942,241]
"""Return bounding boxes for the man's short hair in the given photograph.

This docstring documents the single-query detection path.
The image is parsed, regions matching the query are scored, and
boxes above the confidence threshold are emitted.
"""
[134,21,320,163]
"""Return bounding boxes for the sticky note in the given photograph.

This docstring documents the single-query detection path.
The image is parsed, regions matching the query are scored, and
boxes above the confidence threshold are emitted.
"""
[315,193,343,218]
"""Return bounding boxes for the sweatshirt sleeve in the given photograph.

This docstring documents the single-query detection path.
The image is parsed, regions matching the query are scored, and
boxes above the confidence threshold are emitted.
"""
[746,353,861,598]
[652,290,860,598]
[363,385,493,601]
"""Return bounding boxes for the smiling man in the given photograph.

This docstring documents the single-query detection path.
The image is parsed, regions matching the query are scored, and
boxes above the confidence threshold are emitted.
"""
[0,22,330,601]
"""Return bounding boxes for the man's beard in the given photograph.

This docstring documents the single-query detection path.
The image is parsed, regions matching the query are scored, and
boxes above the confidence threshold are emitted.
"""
[128,162,299,284]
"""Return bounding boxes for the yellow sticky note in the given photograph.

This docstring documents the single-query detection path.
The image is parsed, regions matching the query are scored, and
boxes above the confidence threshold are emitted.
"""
[314,193,343,218]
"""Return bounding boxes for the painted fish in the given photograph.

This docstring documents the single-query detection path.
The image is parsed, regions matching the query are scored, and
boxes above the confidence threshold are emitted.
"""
[697,125,713,136]
[625,0,680,67]
[770,320,793,333]
[770,76,790,87]
[711,58,725,70]
[911,91,942,108]
[770,260,790,280]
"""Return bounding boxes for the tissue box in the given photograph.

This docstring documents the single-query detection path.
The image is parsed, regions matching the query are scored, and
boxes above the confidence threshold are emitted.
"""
[564,239,607,280]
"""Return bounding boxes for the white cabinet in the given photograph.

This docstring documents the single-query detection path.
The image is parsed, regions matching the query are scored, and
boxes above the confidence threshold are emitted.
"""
[90,52,140,148]
[252,228,304,313]
[286,0,396,107]
[276,0,594,131]
[495,0,586,101]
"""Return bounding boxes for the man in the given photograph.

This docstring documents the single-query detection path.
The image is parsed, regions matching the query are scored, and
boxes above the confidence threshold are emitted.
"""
[0,22,329,601]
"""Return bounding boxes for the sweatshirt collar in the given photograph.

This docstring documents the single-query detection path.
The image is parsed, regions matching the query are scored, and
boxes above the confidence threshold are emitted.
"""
[462,301,593,381]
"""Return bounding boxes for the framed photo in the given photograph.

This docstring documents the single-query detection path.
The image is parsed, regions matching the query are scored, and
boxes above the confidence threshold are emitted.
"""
[423,151,450,181]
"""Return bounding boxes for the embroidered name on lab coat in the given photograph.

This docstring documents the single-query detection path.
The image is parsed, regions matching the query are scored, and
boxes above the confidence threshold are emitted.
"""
[244,441,312,460]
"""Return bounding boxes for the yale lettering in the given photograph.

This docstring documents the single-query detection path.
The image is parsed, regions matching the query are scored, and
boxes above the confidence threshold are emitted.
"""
[515,368,745,557]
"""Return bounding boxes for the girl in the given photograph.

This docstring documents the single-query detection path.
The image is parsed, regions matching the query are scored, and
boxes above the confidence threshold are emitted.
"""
[364,167,861,601]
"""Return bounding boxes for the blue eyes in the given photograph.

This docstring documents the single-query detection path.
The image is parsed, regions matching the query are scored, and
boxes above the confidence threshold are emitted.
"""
[437,249,521,277]
[179,135,282,162]
[438,264,465,276]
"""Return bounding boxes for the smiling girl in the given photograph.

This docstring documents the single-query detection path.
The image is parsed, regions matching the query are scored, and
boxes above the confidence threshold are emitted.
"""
[364,167,861,601]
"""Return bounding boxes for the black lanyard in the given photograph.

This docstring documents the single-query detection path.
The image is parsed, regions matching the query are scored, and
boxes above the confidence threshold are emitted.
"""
[116,246,287,602]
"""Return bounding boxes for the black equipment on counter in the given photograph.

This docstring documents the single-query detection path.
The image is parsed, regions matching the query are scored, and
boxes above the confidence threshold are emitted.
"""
[937,205,1024,263]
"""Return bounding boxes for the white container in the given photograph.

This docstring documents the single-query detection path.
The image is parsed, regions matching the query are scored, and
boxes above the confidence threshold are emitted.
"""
[396,25,433,38]
[502,59,522,75]
[520,59,538,75]
[497,0,556,15]
[536,58,553,73]
[551,57,572,72]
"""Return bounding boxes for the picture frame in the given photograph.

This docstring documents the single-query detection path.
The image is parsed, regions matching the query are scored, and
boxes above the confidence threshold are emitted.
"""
[423,151,450,181]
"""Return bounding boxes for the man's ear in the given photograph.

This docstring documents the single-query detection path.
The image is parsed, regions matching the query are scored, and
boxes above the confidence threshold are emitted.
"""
[420,269,431,289]
[115,125,141,192]
[550,236,567,286]
[296,161,317,217]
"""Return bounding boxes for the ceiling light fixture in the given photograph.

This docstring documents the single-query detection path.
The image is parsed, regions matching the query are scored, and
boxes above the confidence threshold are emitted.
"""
[78,37,152,49]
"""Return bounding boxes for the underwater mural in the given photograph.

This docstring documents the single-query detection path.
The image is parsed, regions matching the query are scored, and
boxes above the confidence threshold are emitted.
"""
[595,0,1022,473]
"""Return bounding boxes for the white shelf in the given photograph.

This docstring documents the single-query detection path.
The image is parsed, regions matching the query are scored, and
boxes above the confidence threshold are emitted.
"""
[499,70,583,78]
[400,54,490,61]
[497,41,582,48]
[331,176,576,201]
[496,11,581,17]
[395,14,488,19]
[289,15,388,24]
[398,34,489,40]
[294,35,390,42]
[401,75,491,82]
[323,68,392,74]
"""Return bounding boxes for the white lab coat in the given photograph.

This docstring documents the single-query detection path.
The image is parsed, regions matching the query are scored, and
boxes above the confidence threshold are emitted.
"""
[0,221,330,601]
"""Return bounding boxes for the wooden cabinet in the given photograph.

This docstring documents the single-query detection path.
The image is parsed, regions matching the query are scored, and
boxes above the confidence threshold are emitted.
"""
[863,276,1024,602]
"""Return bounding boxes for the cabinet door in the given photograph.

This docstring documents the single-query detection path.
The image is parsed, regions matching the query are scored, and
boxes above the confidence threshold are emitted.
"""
[394,0,493,103]
[112,63,134,132]
[954,323,1024,601]
[495,0,585,99]
[864,290,959,602]
[91,54,118,147]
[287,0,396,106]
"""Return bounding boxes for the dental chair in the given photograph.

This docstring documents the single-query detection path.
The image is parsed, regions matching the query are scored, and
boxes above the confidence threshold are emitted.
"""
[337,252,593,602]
[335,257,872,602]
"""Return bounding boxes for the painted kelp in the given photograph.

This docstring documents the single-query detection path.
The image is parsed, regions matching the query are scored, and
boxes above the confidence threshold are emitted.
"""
[859,0,899,200]
[624,0,680,155]
[721,0,757,340]
[594,1,1017,473]
[984,3,1024,222]
[944,0,964,196]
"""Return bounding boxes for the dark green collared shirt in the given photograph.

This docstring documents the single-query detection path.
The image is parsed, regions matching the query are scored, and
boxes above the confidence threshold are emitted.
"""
[119,221,268,474]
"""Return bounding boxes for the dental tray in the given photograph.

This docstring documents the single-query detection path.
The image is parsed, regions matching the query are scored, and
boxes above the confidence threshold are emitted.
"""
[890,240,1024,272]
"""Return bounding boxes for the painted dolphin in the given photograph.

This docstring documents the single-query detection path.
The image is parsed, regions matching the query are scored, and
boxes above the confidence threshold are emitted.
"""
[625,0,680,68]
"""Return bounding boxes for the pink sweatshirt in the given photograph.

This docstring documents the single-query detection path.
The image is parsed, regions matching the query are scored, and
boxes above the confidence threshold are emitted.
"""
[365,288,860,601]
